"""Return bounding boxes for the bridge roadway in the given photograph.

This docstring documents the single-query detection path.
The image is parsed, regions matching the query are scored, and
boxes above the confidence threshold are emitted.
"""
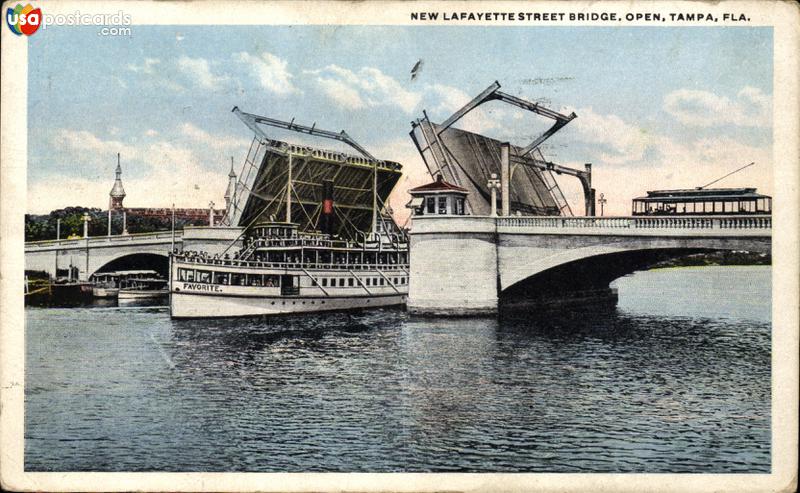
[24,226,243,280]
[407,215,772,315]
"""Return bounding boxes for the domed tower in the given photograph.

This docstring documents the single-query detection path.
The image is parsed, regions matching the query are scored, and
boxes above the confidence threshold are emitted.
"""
[109,153,126,210]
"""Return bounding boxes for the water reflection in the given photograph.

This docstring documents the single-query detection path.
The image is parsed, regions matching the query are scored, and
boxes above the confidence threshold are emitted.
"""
[25,267,771,472]
[399,317,499,449]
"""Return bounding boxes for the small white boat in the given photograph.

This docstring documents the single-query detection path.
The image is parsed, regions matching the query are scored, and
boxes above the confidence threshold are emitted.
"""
[118,277,168,300]
[90,272,120,298]
[92,286,120,298]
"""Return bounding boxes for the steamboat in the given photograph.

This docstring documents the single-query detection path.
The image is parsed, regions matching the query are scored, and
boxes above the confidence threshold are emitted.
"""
[169,108,408,318]
[169,221,408,318]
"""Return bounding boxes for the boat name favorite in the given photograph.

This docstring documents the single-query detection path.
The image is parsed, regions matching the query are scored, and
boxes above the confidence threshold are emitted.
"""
[179,282,223,293]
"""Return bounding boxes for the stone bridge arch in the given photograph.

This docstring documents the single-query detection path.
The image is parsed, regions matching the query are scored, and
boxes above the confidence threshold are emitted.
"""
[498,237,771,305]
[90,252,169,279]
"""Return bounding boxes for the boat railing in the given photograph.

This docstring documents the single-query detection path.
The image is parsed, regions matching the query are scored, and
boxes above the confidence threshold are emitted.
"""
[175,255,409,271]
[245,236,407,251]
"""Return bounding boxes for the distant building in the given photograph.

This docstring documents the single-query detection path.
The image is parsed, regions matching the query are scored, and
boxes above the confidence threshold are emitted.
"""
[109,156,126,210]
[107,158,225,224]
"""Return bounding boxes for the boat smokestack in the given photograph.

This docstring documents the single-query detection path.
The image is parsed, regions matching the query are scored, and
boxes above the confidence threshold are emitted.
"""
[320,179,335,235]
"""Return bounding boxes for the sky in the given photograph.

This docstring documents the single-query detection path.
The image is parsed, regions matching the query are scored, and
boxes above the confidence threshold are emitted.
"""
[27,25,773,218]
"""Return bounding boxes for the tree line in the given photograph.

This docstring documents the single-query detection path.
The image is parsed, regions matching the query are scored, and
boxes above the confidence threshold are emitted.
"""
[25,207,211,242]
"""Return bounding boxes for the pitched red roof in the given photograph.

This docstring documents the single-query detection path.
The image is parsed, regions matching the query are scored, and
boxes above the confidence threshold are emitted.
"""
[408,175,468,194]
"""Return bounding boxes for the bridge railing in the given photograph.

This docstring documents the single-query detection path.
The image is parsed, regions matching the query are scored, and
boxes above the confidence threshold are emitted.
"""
[25,230,184,249]
[497,215,771,230]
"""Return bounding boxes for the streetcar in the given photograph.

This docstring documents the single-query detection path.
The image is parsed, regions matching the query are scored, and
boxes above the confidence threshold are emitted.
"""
[631,187,771,216]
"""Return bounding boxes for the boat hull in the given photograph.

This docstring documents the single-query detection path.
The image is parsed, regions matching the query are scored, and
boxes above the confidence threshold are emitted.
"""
[119,289,169,300]
[170,290,406,318]
[92,287,119,298]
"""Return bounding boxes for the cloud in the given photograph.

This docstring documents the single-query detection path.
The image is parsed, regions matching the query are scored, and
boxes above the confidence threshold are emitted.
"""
[234,51,299,95]
[566,107,653,165]
[316,77,365,110]
[27,162,229,214]
[126,57,161,74]
[144,129,159,137]
[568,135,773,216]
[52,129,139,165]
[33,129,234,213]
[180,122,250,157]
[663,86,771,127]
[554,106,773,215]
[177,56,231,90]
[126,57,184,92]
[305,65,421,113]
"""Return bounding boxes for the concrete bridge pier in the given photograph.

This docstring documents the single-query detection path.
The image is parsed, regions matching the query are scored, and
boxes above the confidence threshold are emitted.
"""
[408,219,499,315]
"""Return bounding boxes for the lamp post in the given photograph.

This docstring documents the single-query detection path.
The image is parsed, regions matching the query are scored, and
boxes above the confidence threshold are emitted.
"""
[209,201,215,227]
[487,173,501,216]
[55,218,61,276]
[82,212,91,238]
[82,212,91,282]
[598,193,607,217]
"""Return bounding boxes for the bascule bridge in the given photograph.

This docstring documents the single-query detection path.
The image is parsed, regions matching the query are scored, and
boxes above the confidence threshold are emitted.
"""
[405,82,772,315]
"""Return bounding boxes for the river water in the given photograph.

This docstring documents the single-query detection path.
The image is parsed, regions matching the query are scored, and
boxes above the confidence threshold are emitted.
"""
[25,266,771,472]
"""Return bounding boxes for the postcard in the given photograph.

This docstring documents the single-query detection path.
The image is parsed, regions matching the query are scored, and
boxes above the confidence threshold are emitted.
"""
[1,1,797,492]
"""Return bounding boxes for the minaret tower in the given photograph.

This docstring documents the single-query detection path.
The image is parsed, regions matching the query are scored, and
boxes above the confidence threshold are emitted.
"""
[224,156,237,220]
[109,153,126,210]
